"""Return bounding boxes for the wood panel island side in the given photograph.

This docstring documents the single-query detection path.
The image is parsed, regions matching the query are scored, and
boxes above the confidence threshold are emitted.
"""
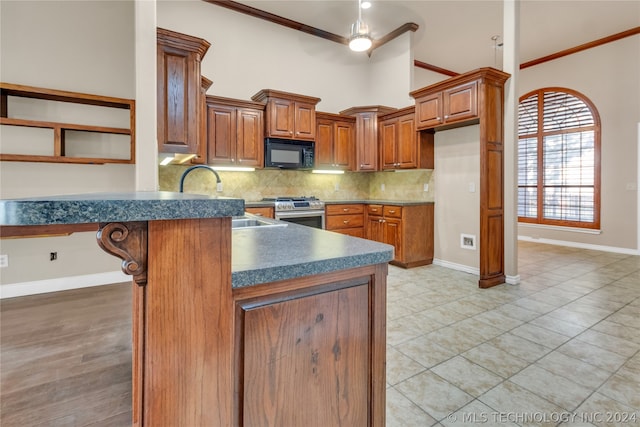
[0,192,393,427]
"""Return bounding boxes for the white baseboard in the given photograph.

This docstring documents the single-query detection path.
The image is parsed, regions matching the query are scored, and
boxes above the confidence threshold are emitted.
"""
[433,258,479,276]
[518,235,640,256]
[506,274,521,285]
[0,271,129,299]
[433,258,521,286]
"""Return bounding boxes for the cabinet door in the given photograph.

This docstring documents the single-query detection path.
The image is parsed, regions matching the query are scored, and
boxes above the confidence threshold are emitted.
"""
[380,119,398,170]
[334,121,354,170]
[443,81,477,123]
[315,119,334,168]
[157,45,200,154]
[415,92,443,130]
[267,98,295,138]
[294,101,316,140]
[236,108,263,167]
[206,104,236,165]
[384,218,402,262]
[355,112,378,171]
[397,113,417,169]
[366,215,384,243]
[240,284,370,426]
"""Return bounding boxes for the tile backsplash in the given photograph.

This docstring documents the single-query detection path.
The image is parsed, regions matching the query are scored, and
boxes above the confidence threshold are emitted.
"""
[159,165,434,202]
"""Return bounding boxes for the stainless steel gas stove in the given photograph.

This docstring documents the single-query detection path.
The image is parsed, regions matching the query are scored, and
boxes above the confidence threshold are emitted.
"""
[263,196,325,229]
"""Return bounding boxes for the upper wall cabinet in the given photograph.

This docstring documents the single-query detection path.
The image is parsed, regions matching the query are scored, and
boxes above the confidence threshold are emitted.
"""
[206,96,264,168]
[157,28,210,160]
[379,106,418,170]
[340,106,396,172]
[315,112,355,170]
[251,90,320,141]
[412,81,478,130]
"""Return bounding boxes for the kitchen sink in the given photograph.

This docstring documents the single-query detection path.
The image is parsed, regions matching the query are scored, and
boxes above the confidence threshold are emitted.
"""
[232,215,288,229]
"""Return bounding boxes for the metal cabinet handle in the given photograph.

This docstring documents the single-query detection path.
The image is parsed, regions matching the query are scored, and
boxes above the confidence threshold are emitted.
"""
[343,220,349,224]
[343,208,349,212]
[389,210,396,214]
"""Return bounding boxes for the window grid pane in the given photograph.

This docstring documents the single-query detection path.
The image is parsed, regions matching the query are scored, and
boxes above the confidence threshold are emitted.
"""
[543,187,595,222]
[518,94,538,136]
[543,91,595,132]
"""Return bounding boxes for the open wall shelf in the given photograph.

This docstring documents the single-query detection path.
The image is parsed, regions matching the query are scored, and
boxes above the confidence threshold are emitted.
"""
[0,83,135,164]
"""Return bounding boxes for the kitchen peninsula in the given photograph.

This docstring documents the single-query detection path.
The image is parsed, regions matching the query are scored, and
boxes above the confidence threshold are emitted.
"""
[0,192,393,427]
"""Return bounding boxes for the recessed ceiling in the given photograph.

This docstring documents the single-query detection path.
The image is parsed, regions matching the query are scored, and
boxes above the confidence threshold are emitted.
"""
[238,0,639,73]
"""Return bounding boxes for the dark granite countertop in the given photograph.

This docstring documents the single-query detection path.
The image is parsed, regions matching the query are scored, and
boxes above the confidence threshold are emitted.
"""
[231,223,393,288]
[0,192,393,289]
[0,192,245,225]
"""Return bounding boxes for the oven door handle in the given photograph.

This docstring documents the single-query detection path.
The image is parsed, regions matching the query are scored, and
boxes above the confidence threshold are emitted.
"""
[275,210,325,219]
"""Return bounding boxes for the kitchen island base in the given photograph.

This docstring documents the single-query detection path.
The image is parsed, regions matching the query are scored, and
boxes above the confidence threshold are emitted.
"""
[99,218,387,427]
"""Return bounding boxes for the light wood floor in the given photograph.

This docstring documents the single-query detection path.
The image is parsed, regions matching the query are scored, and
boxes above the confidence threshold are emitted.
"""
[1,283,133,426]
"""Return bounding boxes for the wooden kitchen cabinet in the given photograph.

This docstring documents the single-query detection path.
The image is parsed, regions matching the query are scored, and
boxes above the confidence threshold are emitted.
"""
[340,106,396,172]
[315,112,355,170]
[205,96,264,167]
[413,81,478,130]
[157,28,210,158]
[233,264,387,427]
[245,206,274,218]
[411,67,510,287]
[366,204,434,268]
[251,89,320,141]
[326,204,365,237]
[379,106,418,170]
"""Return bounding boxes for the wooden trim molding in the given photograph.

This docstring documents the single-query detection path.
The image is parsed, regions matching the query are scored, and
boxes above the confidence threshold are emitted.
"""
[204,0,418,53]
[520,26,640,69]
[413,60,459,77]
[415,26,640,77]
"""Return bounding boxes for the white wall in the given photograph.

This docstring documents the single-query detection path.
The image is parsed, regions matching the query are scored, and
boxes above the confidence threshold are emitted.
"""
[157,0,375,113]
[368,32,415,108]
[0,1,136,289]
[433,125,481,270]
[518,35,640,252]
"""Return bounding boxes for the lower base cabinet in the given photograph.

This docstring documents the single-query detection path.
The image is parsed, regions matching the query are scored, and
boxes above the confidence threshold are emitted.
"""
[366,204,434,268]
[326,204,365,237]
[233,265,387,427]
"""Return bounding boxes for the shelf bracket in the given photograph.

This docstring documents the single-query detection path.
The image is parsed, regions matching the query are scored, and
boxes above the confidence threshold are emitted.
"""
[97,221,148,286]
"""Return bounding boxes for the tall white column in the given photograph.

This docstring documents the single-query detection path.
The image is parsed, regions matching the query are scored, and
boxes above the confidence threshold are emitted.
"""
[503,0,520,284]
[134,0,158,191]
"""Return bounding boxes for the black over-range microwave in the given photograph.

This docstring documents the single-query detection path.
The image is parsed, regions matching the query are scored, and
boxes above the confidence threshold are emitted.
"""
[264,138,315,170]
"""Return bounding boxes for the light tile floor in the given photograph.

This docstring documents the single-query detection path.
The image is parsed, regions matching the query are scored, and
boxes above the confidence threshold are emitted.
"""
[386,241,640,427]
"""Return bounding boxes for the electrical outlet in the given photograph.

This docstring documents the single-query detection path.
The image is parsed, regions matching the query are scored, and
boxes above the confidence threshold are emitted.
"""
[216,182,223,192]
[50,252,58,261]
[0,254,8,268]
[423,183,429,192]
[468,182,476,193]
[334,182,340,192]
[381,183,385,192]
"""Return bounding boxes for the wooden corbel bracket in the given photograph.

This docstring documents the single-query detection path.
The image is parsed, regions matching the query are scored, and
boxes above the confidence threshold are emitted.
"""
[97,222,148,286]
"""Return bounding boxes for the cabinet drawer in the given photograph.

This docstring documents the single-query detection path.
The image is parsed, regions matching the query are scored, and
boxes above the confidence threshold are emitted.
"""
[245,207,274,218]
[326,204,364,215]
[326,214,364,230]
[367,205,383,216]
[332,227,364,238]
[383,206,402,218]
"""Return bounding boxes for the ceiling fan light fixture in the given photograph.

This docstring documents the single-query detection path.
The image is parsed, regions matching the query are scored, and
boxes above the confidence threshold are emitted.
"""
[360,1,372,9]
[349,19,372,52]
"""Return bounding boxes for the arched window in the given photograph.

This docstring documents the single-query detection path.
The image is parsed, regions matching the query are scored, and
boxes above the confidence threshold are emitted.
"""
[518,88,601,229]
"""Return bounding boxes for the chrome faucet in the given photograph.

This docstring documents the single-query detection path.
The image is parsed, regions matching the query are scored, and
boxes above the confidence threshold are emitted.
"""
[179,165,222,193]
